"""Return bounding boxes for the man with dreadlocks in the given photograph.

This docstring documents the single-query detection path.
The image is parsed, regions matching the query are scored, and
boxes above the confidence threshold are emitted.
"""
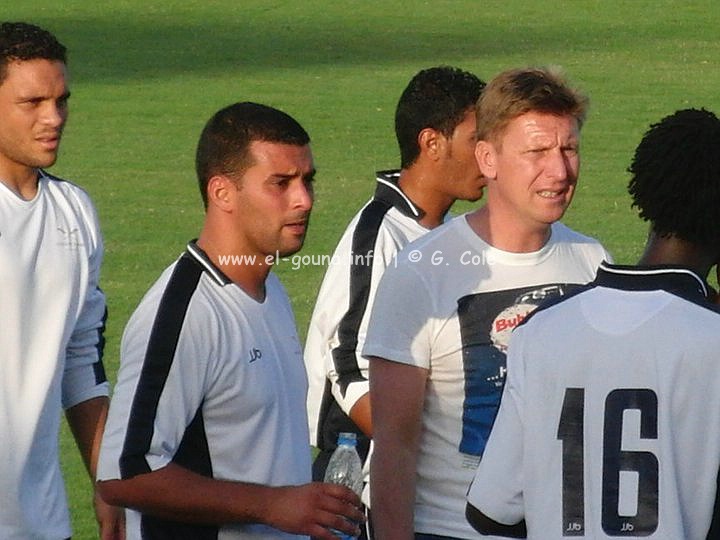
[466,108,720,539]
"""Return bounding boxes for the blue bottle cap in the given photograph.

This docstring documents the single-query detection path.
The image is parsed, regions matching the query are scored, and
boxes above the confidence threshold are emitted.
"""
[337,432,357,446]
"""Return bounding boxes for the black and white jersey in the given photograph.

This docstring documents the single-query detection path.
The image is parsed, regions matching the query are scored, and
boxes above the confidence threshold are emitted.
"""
[468,262,720,539]
[304,170,428,477]
[0,171,108,539]
[98,242,311,540]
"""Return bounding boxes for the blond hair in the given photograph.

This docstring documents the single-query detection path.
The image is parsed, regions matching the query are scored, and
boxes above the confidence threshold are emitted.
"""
[476,67,588,144]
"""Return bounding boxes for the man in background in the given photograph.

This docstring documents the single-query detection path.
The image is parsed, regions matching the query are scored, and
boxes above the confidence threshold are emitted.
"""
[0,21,121,539]
[467,108,720,539]
[304,66,485,535]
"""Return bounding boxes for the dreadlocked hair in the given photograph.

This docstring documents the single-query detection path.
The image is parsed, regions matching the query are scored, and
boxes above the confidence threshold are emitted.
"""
[628,108,720,248]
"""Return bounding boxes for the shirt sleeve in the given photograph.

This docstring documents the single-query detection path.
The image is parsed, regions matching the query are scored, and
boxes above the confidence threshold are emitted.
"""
[97,276,217,481]
[466,327,527,524]
[602,246,614,264]
[306,220,407,418]
[62,197,109,409]
[362,250,435,369]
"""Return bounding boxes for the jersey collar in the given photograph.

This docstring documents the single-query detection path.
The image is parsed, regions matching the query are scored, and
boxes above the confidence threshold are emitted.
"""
[374,169,425,221]
[595,261,709,302]
[185,240,232,287]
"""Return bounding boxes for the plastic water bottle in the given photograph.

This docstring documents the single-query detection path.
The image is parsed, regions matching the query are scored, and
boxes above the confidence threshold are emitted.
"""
[323,432,363,539]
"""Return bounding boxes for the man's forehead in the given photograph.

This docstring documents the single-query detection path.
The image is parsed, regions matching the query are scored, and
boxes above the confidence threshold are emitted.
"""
[249,139,312,157]
[1,58,68,89]
[248,140,314,170]
[506,112,579,138]
[5,57,67,73]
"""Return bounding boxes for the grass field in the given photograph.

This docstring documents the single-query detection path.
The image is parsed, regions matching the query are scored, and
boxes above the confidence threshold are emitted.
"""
[3,1,720,537]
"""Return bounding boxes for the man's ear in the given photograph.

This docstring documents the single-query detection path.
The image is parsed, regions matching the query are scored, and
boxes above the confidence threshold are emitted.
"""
[206,175,236,212]
[475,140,498,180]
[418,127,446,162]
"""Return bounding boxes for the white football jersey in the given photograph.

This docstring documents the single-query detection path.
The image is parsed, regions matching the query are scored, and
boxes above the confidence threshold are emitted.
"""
[98,242,311,539]
[468,262,720,539]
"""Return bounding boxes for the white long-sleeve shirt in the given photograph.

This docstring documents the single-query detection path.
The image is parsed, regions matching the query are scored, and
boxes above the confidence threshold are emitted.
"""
[0,170,108,540]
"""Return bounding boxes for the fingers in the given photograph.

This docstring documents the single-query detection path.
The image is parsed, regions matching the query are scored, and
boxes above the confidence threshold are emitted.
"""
[271,483,365,537]
[301,483,364,538]
[95,490,126,540]
[316,482,365,523]
[307,514,362,540]
[318,481,362,505]
[99,511,126,540]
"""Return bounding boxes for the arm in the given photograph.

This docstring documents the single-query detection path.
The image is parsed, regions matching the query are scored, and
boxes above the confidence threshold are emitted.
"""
[63,205,124,538]
[466,503,527,538]
[348,393,372,437]
[369,357,427,540]
[97,463,363,539]
[326,220,404,438]
[66,397,126,539]
[66,396,108,484]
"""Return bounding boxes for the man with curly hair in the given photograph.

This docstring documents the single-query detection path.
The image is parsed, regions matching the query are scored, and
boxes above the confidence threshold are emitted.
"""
[467,108,720,538]
[0,21,122,539]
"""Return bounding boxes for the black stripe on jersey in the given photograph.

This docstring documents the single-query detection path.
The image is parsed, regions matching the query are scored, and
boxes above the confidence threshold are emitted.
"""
[522,263,720,329]
[139,407,217,540]
[93,361,107,386]
[519,263,719,331]
[119,252,205,479]
[186,240,232,287]
[706,467,720,539]
[93,304,108,384]
[316,172,423,465]
[594,262,715,307]
[374,169,424,219]
[332,198,392,392]
[140,519,216,540]
[331,170,422,393]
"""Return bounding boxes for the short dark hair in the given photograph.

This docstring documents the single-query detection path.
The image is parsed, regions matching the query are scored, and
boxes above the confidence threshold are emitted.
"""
[395,66,485,168]
[628,108,720,248]
[0,22,66,84]
[195,102,310,208]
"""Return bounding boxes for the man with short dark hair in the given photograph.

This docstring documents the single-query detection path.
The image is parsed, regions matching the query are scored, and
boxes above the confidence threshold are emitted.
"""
[0,21,121,539]
[304,67,485,536]
[97,102,364,539]
[467,108,720,539]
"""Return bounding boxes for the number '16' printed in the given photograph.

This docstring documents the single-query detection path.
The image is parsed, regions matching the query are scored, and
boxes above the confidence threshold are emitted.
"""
[557,388,659,536]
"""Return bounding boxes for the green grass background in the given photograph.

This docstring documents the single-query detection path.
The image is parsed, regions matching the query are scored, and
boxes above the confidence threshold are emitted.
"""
[2,1,719,537]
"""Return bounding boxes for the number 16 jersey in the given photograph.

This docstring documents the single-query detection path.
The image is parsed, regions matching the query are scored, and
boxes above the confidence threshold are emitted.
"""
[467,262,720,539]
